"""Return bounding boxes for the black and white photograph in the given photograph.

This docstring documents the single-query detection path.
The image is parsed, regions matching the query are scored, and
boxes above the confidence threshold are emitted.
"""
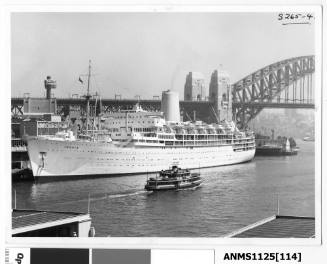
[8,8,321,241]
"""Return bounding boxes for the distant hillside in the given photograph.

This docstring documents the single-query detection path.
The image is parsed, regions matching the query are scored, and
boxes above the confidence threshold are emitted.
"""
[249,109,314,138]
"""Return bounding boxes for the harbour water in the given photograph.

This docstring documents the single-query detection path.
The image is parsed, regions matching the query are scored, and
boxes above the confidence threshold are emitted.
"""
[12,140,315,237]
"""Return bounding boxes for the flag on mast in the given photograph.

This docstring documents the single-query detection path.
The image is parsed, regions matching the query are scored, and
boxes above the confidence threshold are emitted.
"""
[78,76,83,84]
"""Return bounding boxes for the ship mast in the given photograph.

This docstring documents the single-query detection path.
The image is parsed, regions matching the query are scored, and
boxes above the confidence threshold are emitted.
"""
[85,60,92,132]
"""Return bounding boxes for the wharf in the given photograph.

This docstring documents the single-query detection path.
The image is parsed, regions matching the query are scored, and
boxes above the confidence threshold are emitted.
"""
[225,215,315,238]
[12,209,94,237]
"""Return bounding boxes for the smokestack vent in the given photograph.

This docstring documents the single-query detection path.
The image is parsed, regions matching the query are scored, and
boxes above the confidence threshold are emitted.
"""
[161,90,180,122]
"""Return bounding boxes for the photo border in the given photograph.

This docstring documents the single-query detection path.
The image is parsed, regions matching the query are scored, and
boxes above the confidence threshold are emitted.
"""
[2,2,324,250]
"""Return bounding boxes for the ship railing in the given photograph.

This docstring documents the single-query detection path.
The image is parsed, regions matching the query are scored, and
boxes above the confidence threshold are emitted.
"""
[83,129,111,135]
[165,140,233,147]
[137,135,255,147]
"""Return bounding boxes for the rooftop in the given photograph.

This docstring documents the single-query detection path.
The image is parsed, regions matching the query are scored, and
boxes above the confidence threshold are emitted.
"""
[12,209,91,235]
[226,215,315,238]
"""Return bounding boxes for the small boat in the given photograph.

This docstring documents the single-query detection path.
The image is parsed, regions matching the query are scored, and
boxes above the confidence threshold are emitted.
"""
[145,166,203,191]
[303,131,315,142]
[303,136,315,142]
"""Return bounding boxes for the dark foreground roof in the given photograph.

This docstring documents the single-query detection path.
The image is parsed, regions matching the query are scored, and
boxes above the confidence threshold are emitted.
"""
[12,209,91,234]
[227,215,315,238]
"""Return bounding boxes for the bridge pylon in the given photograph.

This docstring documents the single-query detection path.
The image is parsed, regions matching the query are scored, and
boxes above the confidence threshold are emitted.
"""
[209,69,232,122]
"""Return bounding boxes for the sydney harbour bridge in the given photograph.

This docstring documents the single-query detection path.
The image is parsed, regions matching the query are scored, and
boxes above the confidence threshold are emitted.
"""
[11,55,315,128]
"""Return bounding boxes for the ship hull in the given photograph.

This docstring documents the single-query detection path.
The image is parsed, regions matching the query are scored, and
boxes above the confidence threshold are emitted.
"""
[27,138,255,179]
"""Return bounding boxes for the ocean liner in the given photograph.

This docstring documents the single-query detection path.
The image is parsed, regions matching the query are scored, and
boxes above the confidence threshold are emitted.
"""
[26,63,256,179]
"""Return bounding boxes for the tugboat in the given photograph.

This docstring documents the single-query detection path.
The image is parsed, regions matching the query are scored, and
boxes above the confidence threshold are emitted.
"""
[255,130,298,156]
[144,166,203,191]
[255,139,298,156]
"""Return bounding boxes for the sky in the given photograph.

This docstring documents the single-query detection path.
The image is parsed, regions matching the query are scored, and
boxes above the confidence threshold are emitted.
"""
[11,12,315,99]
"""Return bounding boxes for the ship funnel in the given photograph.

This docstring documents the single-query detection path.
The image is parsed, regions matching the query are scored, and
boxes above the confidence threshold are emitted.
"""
[161,90,180,122]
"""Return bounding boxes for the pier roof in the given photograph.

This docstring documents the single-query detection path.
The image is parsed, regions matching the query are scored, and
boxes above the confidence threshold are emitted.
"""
[12,209,91,235]
[226,215,315,238]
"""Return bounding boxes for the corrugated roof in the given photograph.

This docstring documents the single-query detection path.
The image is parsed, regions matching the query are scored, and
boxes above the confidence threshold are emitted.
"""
[12,209,89,230]
[229,215,315,238]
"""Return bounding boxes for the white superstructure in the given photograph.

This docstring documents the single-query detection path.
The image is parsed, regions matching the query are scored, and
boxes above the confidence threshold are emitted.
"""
[26,103,255,179]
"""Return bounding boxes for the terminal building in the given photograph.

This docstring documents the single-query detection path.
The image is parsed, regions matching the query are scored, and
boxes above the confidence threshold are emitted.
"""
[23,75,57,115]
[12,76,68,179]
[12,76,67,138]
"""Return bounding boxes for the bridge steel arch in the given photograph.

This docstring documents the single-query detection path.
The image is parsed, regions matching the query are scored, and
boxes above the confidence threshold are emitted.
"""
[232,55,315,128]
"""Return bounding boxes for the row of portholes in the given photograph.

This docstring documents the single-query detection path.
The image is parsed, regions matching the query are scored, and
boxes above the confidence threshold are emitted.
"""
[44,148,235,157]
[233,147,255,151]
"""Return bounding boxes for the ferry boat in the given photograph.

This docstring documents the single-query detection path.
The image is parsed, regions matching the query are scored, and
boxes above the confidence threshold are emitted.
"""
[303,131,315,142]
[26,62,256,180]
[145,166,202,191]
